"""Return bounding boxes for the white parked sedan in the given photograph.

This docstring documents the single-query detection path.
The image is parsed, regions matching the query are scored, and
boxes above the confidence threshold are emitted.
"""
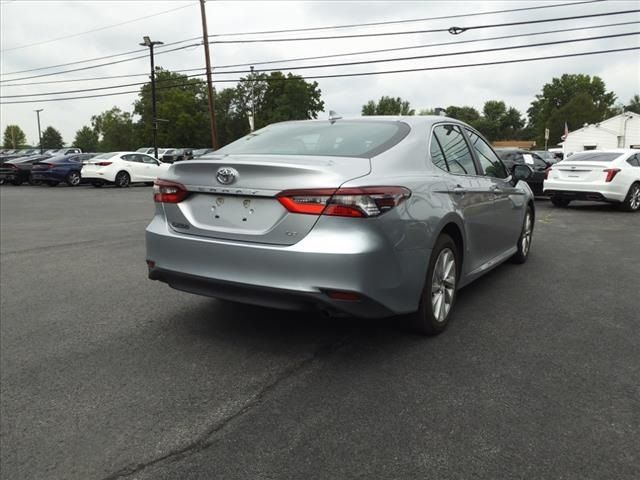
[544,149,640,211]
[82,152,170,187]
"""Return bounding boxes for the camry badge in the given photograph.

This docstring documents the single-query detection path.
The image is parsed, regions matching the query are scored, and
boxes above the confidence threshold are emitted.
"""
[216,167,238,185]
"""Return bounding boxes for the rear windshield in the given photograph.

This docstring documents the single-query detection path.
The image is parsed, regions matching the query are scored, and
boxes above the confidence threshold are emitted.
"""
[215,121,411,158]
[567,152,620,162]
[92,152,118,160]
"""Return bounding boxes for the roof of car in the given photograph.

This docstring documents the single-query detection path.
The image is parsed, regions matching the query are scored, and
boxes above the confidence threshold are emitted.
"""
[279,115,465,128]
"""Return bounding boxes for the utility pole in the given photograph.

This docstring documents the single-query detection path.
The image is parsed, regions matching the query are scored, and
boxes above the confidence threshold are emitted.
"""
[34,109,43,153]
[140,36,163,160]
[248,65,256,132]
[199,0,218,149]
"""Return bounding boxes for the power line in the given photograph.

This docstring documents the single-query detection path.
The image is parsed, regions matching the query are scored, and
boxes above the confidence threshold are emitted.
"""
[208,0,604,37]
[207,9,640,43]
[212,20,640,70]
[3,20,636,88]
[2,46,637,105]
[0,43,202,83]
[1,21,640,88]
[0,3,195,52]
[0,0,606,76]
[0,38,200,76]
[3,32,637,99]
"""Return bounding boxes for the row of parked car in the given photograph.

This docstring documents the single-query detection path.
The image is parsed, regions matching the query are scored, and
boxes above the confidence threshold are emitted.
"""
[0,147,216,187]
[1,151,164,187]
[135,147,215,163]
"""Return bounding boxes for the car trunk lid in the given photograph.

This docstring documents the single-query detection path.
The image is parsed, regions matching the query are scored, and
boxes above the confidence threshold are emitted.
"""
[552,161,616,182]
[163,154,371,245]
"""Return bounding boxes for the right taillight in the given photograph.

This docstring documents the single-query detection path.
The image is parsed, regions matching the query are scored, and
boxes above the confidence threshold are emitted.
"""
[603,168,621,182]
[153,179,189,203]
[544,167,552,179]
[277,187,411,218]
[96,161,112,166]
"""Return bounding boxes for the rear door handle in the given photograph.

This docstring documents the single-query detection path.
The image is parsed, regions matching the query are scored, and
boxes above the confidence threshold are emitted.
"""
[452,186,466,196]
[490,186,503,195]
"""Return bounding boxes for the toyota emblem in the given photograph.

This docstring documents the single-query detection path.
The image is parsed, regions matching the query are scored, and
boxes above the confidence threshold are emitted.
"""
[216,167,238,185]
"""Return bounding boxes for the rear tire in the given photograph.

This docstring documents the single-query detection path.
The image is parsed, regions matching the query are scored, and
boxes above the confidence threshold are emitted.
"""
[66,171,81,186]
[551,196,570,207]
[511,206,533,264]
[407,234,458,336]
[115,171,130,188]
[620,182,640,212]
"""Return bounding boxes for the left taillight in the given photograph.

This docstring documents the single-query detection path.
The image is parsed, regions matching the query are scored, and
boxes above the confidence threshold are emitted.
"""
[153,179,189,203]
[603,168,621,183]
[277,187,411,218]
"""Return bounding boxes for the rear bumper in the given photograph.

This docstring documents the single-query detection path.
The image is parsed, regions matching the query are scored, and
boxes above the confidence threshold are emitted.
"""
[543,181,626,202]
[145,213,429,318]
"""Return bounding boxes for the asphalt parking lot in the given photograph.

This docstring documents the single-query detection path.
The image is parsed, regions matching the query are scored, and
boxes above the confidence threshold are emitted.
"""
[1,184,639,480]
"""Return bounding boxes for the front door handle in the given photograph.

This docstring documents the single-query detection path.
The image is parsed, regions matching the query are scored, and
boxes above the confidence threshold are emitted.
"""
[490,186,503,195]
[452,186,466,196]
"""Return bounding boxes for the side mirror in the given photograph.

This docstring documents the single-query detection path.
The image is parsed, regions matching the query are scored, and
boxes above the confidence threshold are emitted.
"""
[512,164,533,182]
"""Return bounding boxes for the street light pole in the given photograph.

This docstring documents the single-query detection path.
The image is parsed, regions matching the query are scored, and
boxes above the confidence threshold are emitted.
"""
[34,109,43,153]
[199,0,219,149]
[140,36,163,160]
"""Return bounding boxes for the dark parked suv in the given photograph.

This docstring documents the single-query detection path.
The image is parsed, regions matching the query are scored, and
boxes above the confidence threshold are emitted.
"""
[495,149,551,195]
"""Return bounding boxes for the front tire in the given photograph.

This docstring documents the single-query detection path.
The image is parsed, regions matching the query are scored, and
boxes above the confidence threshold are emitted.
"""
[66,171,81,186]
[408,234,458,336]
[115,171,130,188]
[511,206,533,264]
[551,196,570,207]
[620,182,640,212]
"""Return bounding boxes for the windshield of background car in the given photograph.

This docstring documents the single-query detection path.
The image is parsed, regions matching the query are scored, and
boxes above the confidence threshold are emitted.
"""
[215,121,411,158]
[566,152,621,162]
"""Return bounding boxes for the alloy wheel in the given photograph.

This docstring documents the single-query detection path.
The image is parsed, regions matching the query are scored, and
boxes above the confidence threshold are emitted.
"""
[431,248,456,323]
[631,185,640,211]
[69,172,81,186]
[521,212,533,255]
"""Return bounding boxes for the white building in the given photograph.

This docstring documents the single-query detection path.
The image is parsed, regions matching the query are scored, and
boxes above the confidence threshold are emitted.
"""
[562,112,640,155]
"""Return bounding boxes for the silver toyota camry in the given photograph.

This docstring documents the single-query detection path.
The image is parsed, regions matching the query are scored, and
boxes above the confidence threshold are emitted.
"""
[146,116,534,335]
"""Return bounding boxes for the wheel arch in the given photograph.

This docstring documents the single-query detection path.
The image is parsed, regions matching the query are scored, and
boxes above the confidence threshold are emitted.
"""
[430,213,466,274]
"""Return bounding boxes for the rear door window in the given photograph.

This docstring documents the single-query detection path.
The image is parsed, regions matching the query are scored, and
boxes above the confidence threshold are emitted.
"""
[465,129,508,179]
[431,125,477,175]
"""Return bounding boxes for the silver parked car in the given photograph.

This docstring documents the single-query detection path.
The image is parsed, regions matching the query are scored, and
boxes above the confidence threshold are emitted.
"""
[146,117,534,335]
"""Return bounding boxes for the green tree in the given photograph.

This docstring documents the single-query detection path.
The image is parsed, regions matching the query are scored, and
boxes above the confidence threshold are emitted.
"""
[444,105,481,125]
[41,126,64,149]
[134,69,211,148]
[3,125,27,149]
[92,107,137,151]
[215,87,250,147]
[73,126,99,152]
[234,71,325,130]
[362,96,415,115]
[443,102,524,141]
[527,74,616,145]
[625,94,640,114]
[545,92,603,144]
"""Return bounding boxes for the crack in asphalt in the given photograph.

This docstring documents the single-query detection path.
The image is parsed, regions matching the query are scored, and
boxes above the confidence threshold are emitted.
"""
[100,334,352,480]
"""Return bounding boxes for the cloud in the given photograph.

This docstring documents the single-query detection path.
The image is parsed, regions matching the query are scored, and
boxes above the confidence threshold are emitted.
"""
[1,0,638,145]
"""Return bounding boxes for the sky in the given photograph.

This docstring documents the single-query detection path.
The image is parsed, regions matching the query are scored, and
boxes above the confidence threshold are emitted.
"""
[1,0,639,146]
